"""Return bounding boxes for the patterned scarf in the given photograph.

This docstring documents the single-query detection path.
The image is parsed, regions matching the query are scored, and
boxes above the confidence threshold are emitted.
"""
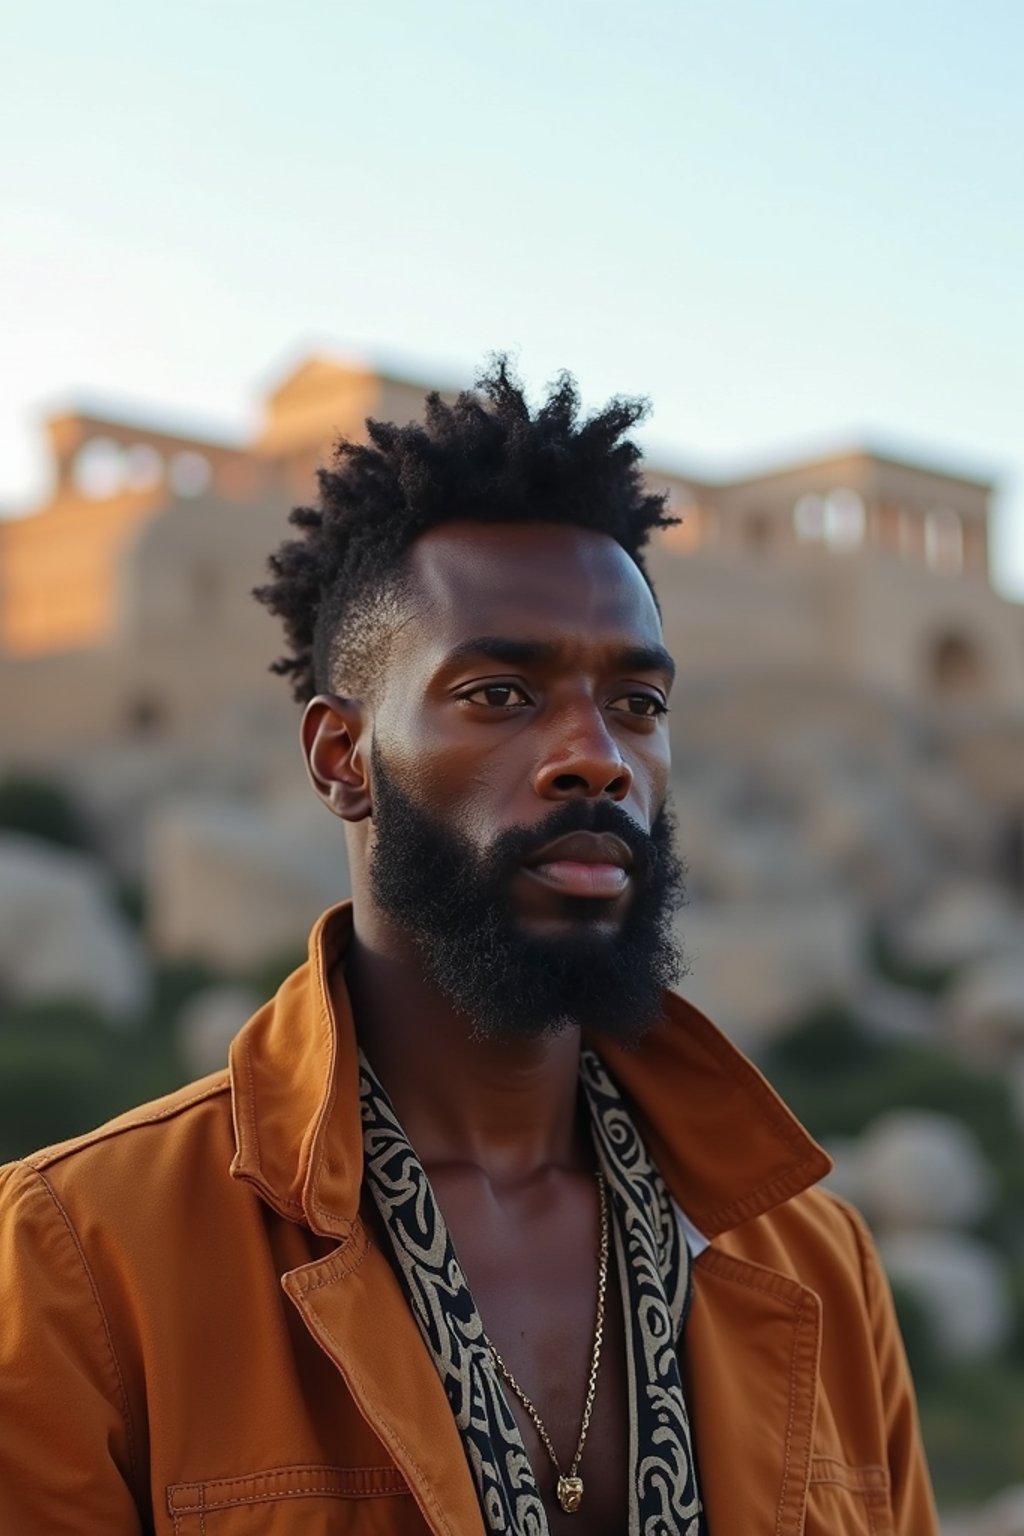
[360,1047,705,1535]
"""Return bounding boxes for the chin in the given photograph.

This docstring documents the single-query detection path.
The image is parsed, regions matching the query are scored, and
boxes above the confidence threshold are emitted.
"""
[512,904,627,947]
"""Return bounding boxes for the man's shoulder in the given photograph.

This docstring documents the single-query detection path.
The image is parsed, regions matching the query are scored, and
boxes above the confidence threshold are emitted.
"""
[710,1181,878,1299]
[2,1070,233,1208]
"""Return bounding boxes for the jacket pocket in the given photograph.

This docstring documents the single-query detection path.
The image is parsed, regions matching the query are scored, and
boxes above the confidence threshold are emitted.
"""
[805,1456,893,1536]
[167,1464,417,1534]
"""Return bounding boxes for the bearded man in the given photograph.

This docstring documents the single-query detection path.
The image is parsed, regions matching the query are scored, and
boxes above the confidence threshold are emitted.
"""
[0,361,938,1535]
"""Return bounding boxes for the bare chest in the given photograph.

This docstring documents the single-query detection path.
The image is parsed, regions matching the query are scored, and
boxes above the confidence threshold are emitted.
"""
[431,1168,630,1536]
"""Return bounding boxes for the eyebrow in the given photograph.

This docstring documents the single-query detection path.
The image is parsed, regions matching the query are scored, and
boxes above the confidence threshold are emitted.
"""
[441,636,676,683]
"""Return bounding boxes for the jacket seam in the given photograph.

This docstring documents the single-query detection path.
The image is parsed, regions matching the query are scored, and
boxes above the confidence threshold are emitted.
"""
[24,1078,229,1171]
[306,935,341,1224]
[31,1168,141,1501]
[301,1301,457,1536]
[837,1196,882,1313]
[171,1482,408,1512]
[809,1454,889,1492]
[242,1043,262,1181]
[294,1227,370,1292]
[696,1248,807,1307]
[170,1462,406,1500]
[774,1290,807,1536]
[697,1157,828,1234]
[809,1473,891,1496]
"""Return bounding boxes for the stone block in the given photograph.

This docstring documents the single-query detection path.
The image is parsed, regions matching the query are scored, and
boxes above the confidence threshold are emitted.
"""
[676,895,864,1050]
[0,833,149,1021]
[146,796,350,971]
[946,954,1024,1066]
[858,1109,995,1230]
[888,882,1022,975]
[877,1229,1012,1361]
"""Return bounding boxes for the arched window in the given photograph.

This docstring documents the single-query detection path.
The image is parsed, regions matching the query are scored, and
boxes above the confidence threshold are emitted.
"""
[823,489,865,550]
[929,631,983,697]
[190,562,222,623]
[125,692,166,735]
[794,494,826,543]
[170,452,213,498]
[924,507,963,575]
[743,511,772,552]
[73,439,125,499]
[124,443,164,490]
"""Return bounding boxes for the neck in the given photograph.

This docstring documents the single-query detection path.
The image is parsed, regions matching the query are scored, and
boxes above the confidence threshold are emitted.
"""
[343,908,590,1186]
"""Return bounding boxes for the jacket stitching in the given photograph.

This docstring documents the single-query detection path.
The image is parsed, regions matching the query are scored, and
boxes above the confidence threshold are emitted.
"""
[168,1466,409,1514]
[307,939,342,1224]
[234,1047,305,1214]
[694,1156,828,1234]
[172,1481,409,1512]
[172,1462,408,1496]
[243,1044,261,1179]
[810,1474,886,1489]
[809,1456,889,1492]
[865,1486,884,1536]
[298,1230,370,1291]
[24,1079,229,1171]
[774,1291,806,1536]
[303,1303,457,1536]
[31,1169,141,1501]
[696,1249,807,1308]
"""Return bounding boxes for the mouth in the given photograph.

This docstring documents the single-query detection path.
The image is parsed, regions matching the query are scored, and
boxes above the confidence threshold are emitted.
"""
[522,831,633,900]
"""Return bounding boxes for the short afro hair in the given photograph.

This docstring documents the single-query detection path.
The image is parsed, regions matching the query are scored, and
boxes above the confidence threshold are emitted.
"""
[254,356,675,704]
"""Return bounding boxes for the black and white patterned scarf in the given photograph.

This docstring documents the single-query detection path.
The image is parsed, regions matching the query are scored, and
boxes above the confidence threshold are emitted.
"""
[360,1047,705,1535]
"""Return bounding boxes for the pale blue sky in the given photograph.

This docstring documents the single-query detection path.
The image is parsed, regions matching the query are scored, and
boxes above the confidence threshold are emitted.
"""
[2,0,1022,595]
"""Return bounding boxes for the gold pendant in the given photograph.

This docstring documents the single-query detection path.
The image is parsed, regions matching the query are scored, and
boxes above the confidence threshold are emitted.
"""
[557,1475,584,1513]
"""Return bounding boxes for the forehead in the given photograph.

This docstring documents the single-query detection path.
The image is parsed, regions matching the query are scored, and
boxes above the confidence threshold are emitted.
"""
[400,521,663,655]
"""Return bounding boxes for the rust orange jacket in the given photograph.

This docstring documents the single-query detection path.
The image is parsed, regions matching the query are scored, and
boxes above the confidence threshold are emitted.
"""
[0,904,938,1535]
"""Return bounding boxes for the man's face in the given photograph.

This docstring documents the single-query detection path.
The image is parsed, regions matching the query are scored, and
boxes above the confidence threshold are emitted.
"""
[364,521,686,1040]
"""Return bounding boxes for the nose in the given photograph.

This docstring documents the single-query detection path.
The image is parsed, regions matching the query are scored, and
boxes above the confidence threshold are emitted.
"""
[532,704,633,802]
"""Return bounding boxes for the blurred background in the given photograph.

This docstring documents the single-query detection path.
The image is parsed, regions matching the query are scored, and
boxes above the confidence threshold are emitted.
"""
[1,1,1022,1526]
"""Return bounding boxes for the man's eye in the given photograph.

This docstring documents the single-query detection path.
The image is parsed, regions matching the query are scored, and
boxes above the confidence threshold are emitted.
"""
[463,683,530,708]
[610,693,668,718]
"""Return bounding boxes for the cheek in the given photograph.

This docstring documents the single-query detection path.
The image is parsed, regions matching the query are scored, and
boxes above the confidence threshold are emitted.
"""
[619,733,670,817]
[370,723,501,854]
[374,691,514,805]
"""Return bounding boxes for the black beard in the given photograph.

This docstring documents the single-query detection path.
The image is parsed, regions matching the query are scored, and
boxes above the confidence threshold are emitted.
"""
[367,741,688,1044]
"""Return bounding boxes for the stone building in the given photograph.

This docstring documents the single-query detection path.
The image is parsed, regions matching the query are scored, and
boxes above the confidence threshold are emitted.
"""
[1,354,1022,976]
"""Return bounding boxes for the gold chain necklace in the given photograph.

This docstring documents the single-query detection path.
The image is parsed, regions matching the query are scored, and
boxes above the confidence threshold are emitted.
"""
[488,1171,609,1515]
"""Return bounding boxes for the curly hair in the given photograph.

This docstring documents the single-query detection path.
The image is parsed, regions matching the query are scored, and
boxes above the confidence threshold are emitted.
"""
[254,356,675,704]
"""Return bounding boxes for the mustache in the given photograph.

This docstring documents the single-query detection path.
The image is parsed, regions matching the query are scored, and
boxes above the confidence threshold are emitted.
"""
[487,800,664,883]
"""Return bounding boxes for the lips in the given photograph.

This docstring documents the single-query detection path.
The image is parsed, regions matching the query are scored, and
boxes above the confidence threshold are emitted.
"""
[524,831,634,871]
[523,831,633,899]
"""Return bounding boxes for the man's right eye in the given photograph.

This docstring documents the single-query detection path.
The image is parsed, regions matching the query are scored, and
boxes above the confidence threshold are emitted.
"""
[461,683,530,708]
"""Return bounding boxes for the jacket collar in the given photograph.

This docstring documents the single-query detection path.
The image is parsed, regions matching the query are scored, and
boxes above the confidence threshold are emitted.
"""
[230,902,831,1239]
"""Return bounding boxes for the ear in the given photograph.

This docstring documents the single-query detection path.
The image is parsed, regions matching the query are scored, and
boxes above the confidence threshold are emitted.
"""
[301,693,373,822]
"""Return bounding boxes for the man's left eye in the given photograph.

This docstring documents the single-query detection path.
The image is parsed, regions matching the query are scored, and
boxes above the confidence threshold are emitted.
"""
[610,694,667,718]
[464,683,530,708]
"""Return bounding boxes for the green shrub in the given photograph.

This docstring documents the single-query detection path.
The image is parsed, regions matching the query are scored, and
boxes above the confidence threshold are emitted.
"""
[0,997,188,1162]
[918,1359,1024,1508]
[764,1008,1020,1172]
[0,775,92,852]
[888,1279,941,1393]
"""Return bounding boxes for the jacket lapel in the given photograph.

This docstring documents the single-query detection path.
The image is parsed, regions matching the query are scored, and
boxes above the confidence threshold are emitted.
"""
[686,1249,821,1536]
[232,905,833,1536]
[283,1221,486,1536]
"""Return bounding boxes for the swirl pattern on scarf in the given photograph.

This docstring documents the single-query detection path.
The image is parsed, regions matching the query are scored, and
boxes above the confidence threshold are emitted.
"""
[360,1047,705,1535]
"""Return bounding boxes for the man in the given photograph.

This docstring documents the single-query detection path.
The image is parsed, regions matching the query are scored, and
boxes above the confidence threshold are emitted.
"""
[0,361,937,1534]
